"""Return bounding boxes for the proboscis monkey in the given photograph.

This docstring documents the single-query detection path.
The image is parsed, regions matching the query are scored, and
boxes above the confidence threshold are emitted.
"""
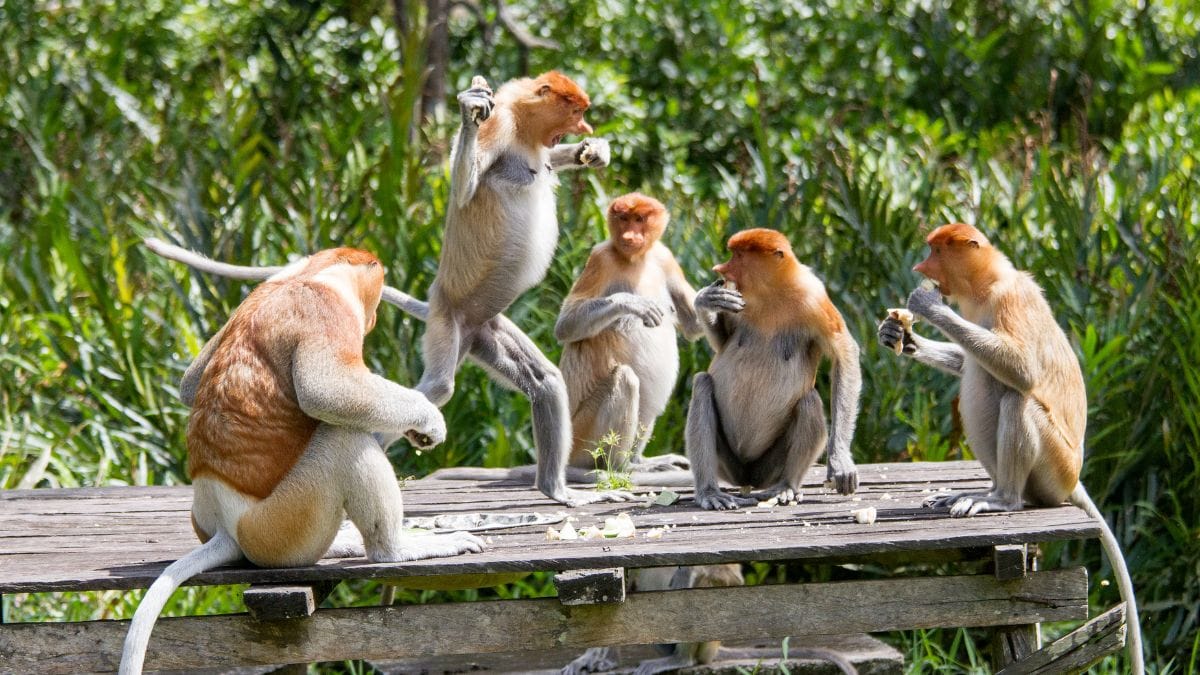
[688,229,861,510]
[556,192,701,472]
[428,193,702,487]
[146,71,619,507]
[119,248,484,675]
[878,222,1143,672]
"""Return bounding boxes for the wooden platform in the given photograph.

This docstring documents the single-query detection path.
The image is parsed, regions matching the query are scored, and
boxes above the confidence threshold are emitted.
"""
[0,461,1112,673]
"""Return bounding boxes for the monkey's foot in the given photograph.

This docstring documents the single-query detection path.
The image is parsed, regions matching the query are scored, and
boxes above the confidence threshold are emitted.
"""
[947,493,1023,517]
[633,653,698,675]
[371,531,486,562]
[559,647,617,675]
[553,486,638,507]
[694,488,758,511]
[923,490,985,509]
[753,484,802,505]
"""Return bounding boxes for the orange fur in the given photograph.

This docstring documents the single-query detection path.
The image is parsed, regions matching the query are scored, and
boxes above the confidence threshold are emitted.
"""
[480,71,594,150]
[187,248,382,500]
[607,193,668,260]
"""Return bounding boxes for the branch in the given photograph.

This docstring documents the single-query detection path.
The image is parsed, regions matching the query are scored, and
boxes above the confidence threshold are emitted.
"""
[495,0,560,51]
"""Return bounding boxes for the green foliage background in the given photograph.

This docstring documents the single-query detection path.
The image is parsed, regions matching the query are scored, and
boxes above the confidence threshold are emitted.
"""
[1,0,1198,671]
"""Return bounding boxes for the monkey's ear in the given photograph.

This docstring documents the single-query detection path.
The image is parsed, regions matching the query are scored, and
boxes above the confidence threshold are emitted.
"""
[537,83,552,97]
[967,239,980,249]
[774,250,784,259]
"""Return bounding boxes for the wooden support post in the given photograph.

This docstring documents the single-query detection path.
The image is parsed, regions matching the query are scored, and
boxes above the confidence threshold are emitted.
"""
[990,543,1041,667]
[243,581,339,621]
[554,568,625,605]
[997,604,1127,674]
[993,544,1028,581]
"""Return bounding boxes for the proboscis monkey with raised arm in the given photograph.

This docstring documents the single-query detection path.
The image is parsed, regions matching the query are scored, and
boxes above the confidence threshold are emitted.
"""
[878,222,1143,672]
[426,193,700,487]
[119,248,483,675]
[688,228,861,510]
[145,70,619,507]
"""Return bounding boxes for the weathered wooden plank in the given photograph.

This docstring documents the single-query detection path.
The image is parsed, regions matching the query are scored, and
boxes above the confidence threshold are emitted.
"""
[991,624,1040,667]
[369,633,904,674]
[0,461,1101,594]
[0,569,1086,673]
[553,568,626,605]
[997,604,1127,675]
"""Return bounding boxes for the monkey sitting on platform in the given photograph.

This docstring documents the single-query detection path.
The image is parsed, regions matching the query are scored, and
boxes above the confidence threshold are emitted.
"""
[878,222,1143,672]
[688,229,862,510]
[119,248,483,675]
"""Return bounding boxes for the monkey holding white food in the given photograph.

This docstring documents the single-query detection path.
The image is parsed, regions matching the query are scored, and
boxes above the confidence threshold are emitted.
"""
[119,248,483,675]
[878,222,1143,672]
[687,228,862,510]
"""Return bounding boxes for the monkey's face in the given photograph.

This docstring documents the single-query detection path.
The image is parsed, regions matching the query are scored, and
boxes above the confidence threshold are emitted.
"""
[531,75,593,147]
[610,211,665,259]
[712,249,773,290]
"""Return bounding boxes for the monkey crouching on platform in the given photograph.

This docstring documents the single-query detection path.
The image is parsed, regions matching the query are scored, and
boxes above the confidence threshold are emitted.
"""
[119,248,484,675]
[878,222,1143,673]
[687,229,861,510]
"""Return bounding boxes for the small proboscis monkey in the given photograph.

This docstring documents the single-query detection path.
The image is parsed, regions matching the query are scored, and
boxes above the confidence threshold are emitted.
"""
[688,229,861,510]
[147,71,620,507]
[119,248,484,675]
[432,192,701,486]
[878,222,1143,672]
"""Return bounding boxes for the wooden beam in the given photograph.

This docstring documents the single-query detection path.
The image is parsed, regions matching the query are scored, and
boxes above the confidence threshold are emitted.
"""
[0,569,1088,673]
[243,581,337,621]
[997,604,1127,674]
[553,568,625,606]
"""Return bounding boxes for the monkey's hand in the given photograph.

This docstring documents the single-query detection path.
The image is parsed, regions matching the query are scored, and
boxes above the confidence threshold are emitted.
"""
[457,78,494,127]
[906,284,946,320]
[403,412,447,450]
[878,317,917,356]
[825,457,859,495]
[695,280,745,314]
[694,487,757,511]
[611,292,665,328]
[575,137,611,168]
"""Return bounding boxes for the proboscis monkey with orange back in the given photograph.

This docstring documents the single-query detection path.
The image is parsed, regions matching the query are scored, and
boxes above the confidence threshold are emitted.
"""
[119,248,483,675]
[688,228,861,510]
[146,70,620,507]
[878,222,1143,672]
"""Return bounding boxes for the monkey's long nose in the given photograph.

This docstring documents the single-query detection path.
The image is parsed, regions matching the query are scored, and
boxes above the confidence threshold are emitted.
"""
[575,120,594,135]
[712,262,729,276]
[913,259,929,275]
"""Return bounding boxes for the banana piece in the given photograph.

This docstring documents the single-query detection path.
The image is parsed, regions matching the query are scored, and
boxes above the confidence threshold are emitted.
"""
[885,308,916,355]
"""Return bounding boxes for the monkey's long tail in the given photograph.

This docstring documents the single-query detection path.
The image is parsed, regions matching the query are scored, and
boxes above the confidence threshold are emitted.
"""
[119,530,242,675]
[142,237,431,320]
[1070,483,1144,675]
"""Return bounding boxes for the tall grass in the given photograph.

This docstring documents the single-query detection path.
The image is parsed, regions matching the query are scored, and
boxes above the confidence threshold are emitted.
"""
[2,0,1198,670]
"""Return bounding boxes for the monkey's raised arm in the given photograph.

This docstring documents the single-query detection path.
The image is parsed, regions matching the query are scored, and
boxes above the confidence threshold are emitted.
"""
[694,281,743,351]
[908,286,1036,392]
[824,328,861,494]
[179,324,228,407]
[450,78,496,209]
[664,257,703,341]
[547,138,611,172]
[554,292,664,343]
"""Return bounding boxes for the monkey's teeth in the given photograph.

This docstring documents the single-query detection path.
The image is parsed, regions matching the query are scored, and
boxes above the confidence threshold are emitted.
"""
[919,279,939,291]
